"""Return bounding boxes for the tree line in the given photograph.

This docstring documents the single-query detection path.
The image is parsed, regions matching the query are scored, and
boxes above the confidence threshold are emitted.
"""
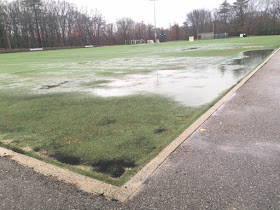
[0,0,280,49]
[184,0,280,40]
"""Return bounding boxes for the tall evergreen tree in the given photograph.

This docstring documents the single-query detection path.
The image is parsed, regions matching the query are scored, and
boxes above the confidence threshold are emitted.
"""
[219,0,231,24]
[233,0,250,26]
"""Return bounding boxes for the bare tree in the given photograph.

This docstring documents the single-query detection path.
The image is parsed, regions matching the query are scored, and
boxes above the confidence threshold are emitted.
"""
[146,24,154,40]
[186,9,212,38]
[116,17,134,44]
[243,0,262,35]
[104,23,116,45]
[1,0,280,49]
[0,2,11,49]
[170,23,184,40]
[23,0,43,47]
[92,10,106,45]
[270,0,280,34]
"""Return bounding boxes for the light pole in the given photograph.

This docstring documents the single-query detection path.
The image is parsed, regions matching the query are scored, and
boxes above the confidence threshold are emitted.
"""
[150,0,157,42]
[150,0,159,83]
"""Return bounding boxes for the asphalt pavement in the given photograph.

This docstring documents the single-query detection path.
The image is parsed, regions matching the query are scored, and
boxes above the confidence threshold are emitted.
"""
[1,50,280,209]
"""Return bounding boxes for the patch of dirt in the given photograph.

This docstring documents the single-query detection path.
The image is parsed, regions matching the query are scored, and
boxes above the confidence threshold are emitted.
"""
[37,149,48,157]
[1,139,14,144]
[3,154,13,158]
[22,146,33,152]
[40,81,69,89]
[92,159,136,178]
[51,152,81,165]
[97,117,117,126]
[182,47,198,51]
[154,127,167,134]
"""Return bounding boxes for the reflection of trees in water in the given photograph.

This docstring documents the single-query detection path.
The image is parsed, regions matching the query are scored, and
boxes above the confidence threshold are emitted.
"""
[219,65,226,76]
[233,68,245,78]
[228,49,274,79]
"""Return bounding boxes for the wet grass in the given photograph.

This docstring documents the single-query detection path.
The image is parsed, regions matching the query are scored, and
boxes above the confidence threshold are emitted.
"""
[0,36,278,76]
[0,35,280,185]
[0,91,203,183]
[81,80,112,88]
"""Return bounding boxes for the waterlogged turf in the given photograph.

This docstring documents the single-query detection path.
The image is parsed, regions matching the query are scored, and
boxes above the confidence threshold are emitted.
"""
[0,36,279,185]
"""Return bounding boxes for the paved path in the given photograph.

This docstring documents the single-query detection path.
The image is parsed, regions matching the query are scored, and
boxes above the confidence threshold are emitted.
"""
[1,50,280,209]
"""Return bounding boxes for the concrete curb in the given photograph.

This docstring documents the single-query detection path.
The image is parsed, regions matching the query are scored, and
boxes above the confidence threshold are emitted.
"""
[1,47,279,202]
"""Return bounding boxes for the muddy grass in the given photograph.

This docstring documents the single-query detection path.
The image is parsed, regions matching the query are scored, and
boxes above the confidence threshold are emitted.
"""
[40,81,69,89]
[92,159,136,178]
[0,36,279,185]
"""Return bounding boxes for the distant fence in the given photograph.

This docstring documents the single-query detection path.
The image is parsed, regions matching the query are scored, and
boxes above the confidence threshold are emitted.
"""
[198,32,229,40]
[215,33,229,39]
[198,33,214,40]
[125,39,146,45]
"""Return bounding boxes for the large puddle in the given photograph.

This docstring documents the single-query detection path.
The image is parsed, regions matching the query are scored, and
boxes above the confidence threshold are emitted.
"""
[90,49,274,106]
[1,49,273,107]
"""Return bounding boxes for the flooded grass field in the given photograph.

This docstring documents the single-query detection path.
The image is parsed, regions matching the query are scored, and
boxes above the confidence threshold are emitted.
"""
[0,36,279,185]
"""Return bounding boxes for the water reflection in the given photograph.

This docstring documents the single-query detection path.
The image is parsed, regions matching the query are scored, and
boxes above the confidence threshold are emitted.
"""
[220,49,273,77]
[233,50,273,65]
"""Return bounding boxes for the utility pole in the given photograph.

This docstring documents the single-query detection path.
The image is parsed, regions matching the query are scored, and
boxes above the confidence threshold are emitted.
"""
[150,0,157,42]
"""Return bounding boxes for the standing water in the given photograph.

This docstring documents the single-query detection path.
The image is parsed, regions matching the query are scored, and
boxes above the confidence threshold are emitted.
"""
[92,49,274,107]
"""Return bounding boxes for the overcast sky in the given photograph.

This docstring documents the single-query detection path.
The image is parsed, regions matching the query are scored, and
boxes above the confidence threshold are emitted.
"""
[65,0,235,28]
[5,0,235,28]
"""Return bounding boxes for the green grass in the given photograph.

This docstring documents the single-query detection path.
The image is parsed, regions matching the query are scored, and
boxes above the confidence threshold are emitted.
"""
[0,92,201,185]
[0,35,280,185]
